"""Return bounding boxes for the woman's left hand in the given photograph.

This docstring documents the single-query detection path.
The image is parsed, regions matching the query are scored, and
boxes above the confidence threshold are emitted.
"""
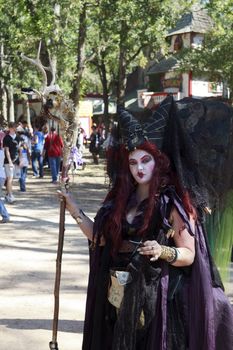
[138,240,162,261]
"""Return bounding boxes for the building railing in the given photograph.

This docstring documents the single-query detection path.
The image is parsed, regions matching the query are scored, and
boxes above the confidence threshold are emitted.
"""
[137,90,185,108]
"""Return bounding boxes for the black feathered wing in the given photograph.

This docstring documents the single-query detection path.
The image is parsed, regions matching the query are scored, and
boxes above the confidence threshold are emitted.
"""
[167,97,233,278]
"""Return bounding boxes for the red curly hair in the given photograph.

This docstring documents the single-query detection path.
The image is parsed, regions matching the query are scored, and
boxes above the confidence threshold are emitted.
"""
[102,141,195,252]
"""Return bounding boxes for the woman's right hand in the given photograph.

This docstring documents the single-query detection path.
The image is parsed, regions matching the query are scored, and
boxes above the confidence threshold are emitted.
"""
[58,190,95,242]
[57,190,80,218]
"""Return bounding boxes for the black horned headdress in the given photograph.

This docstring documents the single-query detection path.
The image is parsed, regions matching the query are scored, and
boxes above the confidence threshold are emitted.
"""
[117,95,173,151]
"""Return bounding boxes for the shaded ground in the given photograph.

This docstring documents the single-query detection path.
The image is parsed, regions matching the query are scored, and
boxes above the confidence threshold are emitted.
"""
[0,151,232,350]
[0,151,108,350]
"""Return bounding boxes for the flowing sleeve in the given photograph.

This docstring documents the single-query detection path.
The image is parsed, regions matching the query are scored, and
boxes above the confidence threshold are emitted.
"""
[159,186,195,237]
[159,188,233,350]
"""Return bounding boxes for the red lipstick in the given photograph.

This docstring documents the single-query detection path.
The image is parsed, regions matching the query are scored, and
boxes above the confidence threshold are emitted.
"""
[137,172,144,178]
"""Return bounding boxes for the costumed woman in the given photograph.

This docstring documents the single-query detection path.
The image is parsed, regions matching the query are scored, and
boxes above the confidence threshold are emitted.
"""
[59,96,233,350]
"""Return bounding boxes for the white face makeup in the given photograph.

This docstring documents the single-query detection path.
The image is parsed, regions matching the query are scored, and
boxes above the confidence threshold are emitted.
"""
[128,149,155,185]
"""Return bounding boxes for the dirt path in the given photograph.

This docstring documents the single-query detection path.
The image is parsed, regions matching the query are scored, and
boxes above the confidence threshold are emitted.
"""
[0,154,108,350]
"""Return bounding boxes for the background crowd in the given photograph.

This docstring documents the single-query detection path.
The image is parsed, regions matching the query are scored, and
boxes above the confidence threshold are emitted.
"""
[0,119,99,224]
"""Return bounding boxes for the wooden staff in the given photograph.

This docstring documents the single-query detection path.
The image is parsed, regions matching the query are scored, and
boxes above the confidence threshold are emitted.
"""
[21,44,78,349]
[48,120,76,349]
[49,196,66,350]
[48,122,77,350]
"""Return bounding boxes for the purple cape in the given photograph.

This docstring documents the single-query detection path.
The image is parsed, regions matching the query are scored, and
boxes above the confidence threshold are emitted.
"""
[82,188,233,350]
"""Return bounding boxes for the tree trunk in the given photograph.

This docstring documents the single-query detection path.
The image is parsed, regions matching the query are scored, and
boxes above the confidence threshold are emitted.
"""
[22,98,30,123]
[116,22,128,106]
[0,84,7,121]
[99,56,109,127]
[69,2,88,143]
[70,2,87,113]
[0,43,8,121]
[7,84,15,122]
[117,57,127,106]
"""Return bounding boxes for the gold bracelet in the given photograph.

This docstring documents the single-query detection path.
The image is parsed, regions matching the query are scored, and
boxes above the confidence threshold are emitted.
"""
[160,245,178,263]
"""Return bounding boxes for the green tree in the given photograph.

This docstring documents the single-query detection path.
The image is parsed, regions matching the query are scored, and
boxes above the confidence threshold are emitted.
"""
[0,1,84,120]
[87,0,195,108]
[0,0,195,120]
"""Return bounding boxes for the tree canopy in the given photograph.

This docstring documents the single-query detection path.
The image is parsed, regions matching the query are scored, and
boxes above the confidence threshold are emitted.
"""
[0,0,193,106]
[1,0,232,115]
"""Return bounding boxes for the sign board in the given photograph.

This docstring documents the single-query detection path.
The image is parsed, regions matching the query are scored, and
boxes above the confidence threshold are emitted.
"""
[192,80,223,97]
[79,100,93,117]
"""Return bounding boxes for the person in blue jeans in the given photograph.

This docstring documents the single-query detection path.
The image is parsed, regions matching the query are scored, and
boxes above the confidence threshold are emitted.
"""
[0,199,10,223]
[18,140,30,192]
[49,156,61,183]
[31,126,44,178]
[43,127,63,184]
[0,177,9,223]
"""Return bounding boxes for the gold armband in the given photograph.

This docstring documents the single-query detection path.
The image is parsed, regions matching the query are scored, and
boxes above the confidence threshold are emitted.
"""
[160,245,178,264]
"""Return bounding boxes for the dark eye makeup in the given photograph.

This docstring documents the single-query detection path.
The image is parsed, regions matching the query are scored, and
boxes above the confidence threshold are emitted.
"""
[129,155,152,165]
[129,159,137,165]
[141,155,152,163]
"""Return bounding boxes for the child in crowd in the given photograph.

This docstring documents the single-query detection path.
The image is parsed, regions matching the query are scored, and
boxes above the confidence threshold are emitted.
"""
[18,140,30,192]
[70,146,86,173]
